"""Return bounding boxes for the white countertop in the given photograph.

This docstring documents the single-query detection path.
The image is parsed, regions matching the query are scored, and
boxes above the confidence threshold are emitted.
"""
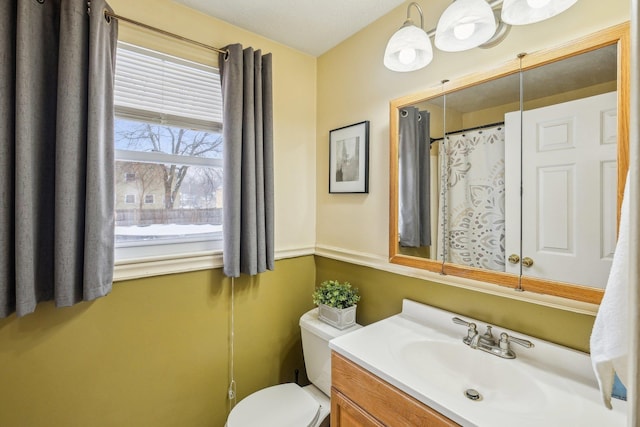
[329,299,626,427]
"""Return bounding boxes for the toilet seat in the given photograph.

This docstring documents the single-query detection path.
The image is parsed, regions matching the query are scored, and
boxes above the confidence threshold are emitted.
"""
[226,383,321,427]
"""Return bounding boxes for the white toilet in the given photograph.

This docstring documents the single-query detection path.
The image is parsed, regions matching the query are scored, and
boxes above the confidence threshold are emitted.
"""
[225,307,361,427]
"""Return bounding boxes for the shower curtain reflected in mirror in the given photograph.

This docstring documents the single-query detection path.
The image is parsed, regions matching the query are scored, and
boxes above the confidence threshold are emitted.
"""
[436,125,506,271]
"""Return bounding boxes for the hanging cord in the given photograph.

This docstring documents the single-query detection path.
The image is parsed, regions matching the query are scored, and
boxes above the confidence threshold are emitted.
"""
[228,277,237,408]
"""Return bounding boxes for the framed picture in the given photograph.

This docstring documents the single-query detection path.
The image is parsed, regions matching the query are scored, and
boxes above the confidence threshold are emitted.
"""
[329,121,369,193]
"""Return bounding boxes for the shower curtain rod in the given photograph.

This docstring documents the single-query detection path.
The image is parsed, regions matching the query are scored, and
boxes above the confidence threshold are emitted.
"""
[103,10,228,56]
[430,121,504,143]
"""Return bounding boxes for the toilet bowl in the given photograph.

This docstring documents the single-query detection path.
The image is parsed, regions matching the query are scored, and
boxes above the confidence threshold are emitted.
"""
[225,307,361,427]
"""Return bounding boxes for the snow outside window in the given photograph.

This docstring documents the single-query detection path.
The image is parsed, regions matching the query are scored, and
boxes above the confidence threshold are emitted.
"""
[114,43,224,261]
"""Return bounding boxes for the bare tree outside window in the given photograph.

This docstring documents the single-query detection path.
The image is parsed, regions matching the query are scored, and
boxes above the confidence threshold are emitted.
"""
[114,118,224,244]
[116,121,222,209]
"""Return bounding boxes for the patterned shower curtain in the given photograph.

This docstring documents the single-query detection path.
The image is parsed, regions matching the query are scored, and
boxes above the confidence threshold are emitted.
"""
[437,125,506,271]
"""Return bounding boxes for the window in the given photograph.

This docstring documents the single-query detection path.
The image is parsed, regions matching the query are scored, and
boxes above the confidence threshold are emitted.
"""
[114,43,224,260]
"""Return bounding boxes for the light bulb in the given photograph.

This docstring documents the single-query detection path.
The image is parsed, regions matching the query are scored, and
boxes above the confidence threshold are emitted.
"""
[527,0,551,8]
[453,22,476,40]
[398,48,417,65]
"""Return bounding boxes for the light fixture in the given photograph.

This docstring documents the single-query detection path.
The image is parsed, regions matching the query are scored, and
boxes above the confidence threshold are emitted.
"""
[435,0,496,52]
[501,0,578,25]
[383,0,579,71]
[384,2,433,72]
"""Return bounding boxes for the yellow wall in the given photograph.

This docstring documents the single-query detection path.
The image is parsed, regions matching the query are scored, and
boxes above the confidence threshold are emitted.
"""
[0,1,318,426]
[0,1,632,426]
[0,257,316,427]
[316,257,595,352]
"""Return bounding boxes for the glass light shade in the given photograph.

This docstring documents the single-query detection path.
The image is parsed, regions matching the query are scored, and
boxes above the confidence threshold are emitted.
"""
[384,24,433,72]
[501,0,578,25]
[435,0,496,52]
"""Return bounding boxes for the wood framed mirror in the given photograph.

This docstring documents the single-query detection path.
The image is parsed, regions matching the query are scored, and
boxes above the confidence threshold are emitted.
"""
[389,23,629,305]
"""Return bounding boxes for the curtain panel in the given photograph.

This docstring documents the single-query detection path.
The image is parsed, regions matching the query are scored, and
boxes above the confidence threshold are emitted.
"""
[0,0,118,317]
[398,107,431,247]
[219,44,274,277]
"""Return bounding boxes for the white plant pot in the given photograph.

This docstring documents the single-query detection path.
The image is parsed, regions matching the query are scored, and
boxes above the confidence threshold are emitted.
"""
[318,304,357,330]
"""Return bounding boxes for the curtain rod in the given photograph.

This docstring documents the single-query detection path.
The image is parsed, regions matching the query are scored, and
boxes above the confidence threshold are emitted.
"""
[430,121,504,143]
[103,10,228,56]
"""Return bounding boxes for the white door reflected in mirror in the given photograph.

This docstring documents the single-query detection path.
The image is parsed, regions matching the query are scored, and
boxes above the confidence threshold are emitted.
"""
[504,91,618,288]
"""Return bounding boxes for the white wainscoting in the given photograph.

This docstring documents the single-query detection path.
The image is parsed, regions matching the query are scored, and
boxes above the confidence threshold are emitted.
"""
[114,243,599,315]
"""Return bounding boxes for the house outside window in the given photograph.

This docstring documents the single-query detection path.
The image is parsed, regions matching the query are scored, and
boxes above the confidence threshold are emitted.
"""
[113,43,224,260]
[124,194,136,204]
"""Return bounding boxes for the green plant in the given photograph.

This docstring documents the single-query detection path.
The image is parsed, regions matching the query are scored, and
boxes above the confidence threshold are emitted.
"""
[312,280,360,309]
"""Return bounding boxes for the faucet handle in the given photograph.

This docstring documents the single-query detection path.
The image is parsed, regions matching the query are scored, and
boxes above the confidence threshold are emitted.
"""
[452,317,477,345]
[499,332,534,349]
[510,335,534,348]
[499,332,535,358]
[452,317,473,327]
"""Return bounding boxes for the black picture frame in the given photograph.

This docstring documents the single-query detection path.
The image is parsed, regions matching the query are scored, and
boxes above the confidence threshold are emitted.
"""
[329,121,370,193]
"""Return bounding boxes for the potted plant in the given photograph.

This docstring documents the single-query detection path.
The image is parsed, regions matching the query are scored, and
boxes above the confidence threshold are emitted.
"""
[312,279,360,329]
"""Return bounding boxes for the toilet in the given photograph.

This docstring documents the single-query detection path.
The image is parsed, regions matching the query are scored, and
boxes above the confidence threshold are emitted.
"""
[225,307,361,427]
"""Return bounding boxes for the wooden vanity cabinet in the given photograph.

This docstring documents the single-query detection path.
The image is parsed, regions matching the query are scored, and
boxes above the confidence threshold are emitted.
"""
[331,352,461,427]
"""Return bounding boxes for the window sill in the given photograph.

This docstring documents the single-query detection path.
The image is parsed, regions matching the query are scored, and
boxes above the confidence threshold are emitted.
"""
[114,251,223,282]
[113,246,315,282]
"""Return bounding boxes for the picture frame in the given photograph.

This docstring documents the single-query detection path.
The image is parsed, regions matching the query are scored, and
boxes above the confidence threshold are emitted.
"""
[329,121,369,193]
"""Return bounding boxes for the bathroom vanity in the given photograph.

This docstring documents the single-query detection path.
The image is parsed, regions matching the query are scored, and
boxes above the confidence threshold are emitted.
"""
[331,352,459,426]
[329,300,626,426]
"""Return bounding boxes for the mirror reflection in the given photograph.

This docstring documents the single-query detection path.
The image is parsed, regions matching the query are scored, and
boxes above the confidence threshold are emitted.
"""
[513,45,618,289]
[397,96,443,260]
[398,72,521,273]
[391,24,628,304]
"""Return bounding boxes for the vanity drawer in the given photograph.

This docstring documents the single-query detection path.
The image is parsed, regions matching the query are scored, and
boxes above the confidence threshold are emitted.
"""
[331,352,461,427]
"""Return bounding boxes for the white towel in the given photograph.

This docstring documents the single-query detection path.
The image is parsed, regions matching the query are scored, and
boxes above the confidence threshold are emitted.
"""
[590,172,630,409]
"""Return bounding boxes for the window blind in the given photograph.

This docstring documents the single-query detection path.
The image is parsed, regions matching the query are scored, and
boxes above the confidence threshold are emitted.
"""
[114,42,223,131]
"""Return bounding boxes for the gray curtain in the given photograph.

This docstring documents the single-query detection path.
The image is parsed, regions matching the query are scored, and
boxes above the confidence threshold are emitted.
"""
[219,44,274,277]
[0,0,118,318]
[398,107,431,247]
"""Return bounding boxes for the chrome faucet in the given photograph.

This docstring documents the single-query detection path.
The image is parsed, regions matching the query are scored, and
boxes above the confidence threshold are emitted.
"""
[452,317,534,359]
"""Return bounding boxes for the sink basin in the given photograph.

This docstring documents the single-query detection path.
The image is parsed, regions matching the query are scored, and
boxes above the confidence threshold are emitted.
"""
[396,340,548,413]
[329,299,627,426]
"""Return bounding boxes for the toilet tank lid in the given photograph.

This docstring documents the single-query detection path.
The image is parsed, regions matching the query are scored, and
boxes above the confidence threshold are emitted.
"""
[299,308,362,342]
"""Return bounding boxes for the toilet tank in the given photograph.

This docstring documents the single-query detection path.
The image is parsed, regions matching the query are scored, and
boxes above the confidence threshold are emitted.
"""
[300,308,361,396]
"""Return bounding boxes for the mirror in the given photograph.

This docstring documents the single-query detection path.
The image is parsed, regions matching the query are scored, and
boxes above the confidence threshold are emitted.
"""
[389,23,629,304]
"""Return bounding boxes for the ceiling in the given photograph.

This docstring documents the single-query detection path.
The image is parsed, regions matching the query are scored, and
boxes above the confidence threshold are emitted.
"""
[172,0,405,56]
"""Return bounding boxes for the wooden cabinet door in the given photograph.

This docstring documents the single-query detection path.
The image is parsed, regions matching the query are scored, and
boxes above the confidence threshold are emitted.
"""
[331,352,461,427]
[331,389,384,427]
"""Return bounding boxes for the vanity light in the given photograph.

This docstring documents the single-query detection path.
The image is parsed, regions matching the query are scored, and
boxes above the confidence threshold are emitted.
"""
[384,2,433,72]
[435,0,497,52]
[501,0,578,25]
[384,0,579,72]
